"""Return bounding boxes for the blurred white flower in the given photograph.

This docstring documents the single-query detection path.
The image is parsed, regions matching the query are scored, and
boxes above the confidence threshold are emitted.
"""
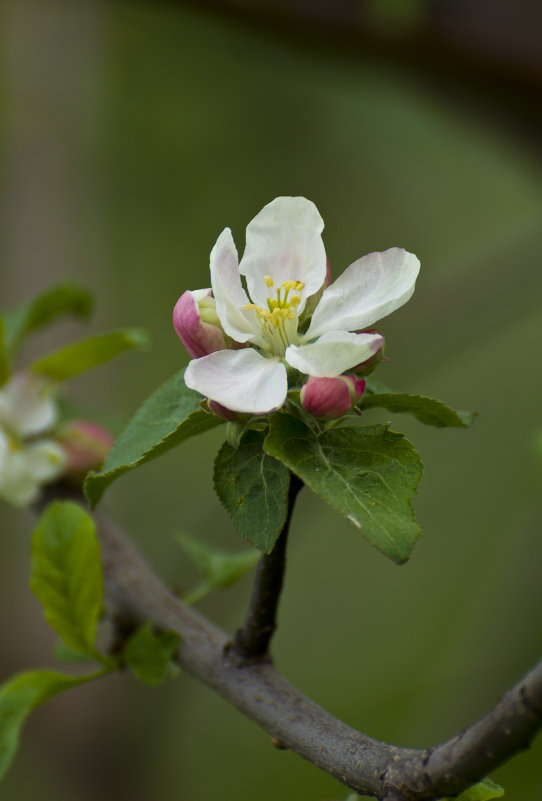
[0,373,66,507]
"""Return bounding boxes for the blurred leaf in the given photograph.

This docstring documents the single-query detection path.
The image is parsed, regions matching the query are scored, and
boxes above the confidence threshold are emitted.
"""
[0,319,9,386]
[214,430,290,554]
[2,282,93,356]
[172,531,259,604]
[84,369,223,506]
[360,392,477,428]
[442,778,504,800]
[52,640,97,665]
[122,623,180,687]
[264,415,422,564]
[30,501,103,658]
[0,668,105,781]
[31,328,149,381]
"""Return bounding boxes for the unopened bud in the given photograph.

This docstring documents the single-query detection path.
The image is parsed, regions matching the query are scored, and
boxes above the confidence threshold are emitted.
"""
[173,289,228,358]
[57,420,114,476]
[301,375,366,419]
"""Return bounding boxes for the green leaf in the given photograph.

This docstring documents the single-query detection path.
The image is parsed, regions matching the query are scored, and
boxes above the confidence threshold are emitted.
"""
[122,624,180,687]
[264,414,423,564]
[31,328,149,381]
[2,282,93,355]
[214,430,291,554]
[0,319,9,386]
[442,778,504,800]
[30,501,103,657]
[84,369,223,506]
[52,640,97,665]
[172,531,259,604]
[0,668,104,781]
[360,392,477,428]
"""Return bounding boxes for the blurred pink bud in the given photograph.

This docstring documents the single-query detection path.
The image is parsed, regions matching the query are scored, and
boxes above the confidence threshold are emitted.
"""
[301,375,366,419]
[173,289,228,358]
[57,420,114,476]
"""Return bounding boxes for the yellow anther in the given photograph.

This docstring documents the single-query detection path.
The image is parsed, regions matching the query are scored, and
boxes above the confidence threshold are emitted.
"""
[290,295,301,306]
[264,275,274,288]
[280,280,297,291]
[244,303,257,311]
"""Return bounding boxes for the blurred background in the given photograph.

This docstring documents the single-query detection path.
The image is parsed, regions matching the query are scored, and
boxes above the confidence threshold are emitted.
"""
[1,1,542,799]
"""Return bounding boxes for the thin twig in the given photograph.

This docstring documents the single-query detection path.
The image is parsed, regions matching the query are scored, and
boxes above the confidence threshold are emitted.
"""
[230,472,303,661]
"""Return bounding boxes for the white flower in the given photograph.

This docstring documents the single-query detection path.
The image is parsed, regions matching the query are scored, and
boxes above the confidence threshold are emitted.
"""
[0,373,66,507]
[182,197,420,415]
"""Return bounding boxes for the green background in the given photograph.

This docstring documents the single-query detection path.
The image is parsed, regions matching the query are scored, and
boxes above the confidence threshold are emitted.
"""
[1,2,542,799]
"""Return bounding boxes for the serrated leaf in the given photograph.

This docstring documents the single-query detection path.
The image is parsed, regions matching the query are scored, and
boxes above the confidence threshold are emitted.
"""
[122,624,180,687]
[31,328,149,381]
[0,319,9,386]
[360,392,476,428]
[264,414,423,564]
[30,501,103,657]
[2,282,93,355]
[172,531,259,603]
[0,668,104,781]
[84,369,223,506]
[442,778,504,800]
[214,430,290,554]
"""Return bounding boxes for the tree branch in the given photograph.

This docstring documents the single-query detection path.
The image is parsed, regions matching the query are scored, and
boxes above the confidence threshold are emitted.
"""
[91,504,542,800]
[230,472,303,661]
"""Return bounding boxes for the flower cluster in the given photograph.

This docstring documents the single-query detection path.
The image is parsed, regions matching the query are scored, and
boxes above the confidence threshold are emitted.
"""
[174,197,420,418]
[0,372,113,507]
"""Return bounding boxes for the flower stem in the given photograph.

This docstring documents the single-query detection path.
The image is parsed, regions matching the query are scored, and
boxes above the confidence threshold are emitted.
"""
[230,472,303,662]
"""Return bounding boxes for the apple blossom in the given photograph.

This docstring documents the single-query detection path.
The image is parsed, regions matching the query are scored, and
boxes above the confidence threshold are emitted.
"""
[301,375,366,419]
[56,419,114,477]
[177,196,420,415]
[0,372,66,507]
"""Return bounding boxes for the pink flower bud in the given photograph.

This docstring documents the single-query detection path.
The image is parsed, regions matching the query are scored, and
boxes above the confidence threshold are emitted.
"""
[173,289,228,358]
[207,400,241,422]
[301,375,366,419]
[57,420,114,476]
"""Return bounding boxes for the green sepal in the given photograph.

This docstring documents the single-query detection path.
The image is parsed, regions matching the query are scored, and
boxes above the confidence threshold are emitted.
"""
[264,413,423,564]
[30,501,104,659]
[360,392,477,428]
[122,623,180,687]
[441,778,504,800]
[214,430,290,554]
[172,531,259,604]
[84,369,223,506]
[2,282,93,357]
[0,668,106,782]
[31,328,149,381]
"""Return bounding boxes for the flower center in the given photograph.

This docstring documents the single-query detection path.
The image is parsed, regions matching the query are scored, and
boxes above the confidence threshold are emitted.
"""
[245,276,304,357]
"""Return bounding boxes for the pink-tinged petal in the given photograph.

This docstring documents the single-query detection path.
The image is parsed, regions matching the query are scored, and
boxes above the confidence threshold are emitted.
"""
[173,289,228,358]
[305,248,420,339]
[210,228,261,345]
[185,348,287,414]
[240,197,327,314]
[207,400,242,422]
[286,331,383,377]
[301,375,365,419]
[0,372,57,437]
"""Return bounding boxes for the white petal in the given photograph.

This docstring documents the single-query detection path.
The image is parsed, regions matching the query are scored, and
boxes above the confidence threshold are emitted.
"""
[210,228,261,344]
[240,197,327,314]
[305,248,420,339]
[0,449,40,507]
[185,348,287,414]
[286,331,383,377]
[23,440,67,482]
[0,372,57,437]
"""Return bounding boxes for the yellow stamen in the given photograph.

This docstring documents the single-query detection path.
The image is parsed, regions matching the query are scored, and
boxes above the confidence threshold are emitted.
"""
[265,275,274,288]
[290,295,301,306]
